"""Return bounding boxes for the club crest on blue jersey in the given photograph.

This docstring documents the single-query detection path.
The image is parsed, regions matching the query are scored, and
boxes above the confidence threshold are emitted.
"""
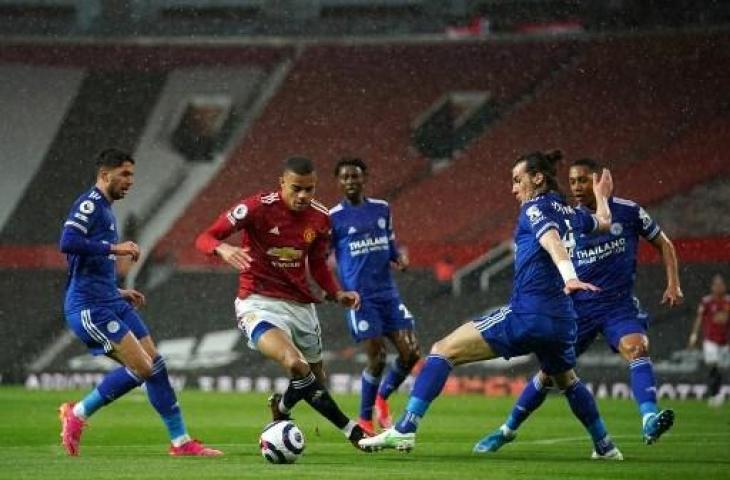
[571,197,661,304]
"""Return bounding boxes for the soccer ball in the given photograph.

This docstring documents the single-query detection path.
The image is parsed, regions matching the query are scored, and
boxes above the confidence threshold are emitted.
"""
[259,420,305,464]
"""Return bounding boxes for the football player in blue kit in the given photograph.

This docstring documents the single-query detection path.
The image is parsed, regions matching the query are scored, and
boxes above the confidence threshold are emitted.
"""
[58,148,221,457]
[476,158,682,454]
[360,151,624,459]
[330,157,421,434]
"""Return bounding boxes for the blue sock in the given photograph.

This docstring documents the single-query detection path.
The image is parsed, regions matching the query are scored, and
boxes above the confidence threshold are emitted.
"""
[630,357,658,421]
[504,374,549,432]
[395,354,452,434]
[564,380,608,443]
[77,367,143,418]
[378,359,410,400]
[145,355,188,444]
[360,370,381,421]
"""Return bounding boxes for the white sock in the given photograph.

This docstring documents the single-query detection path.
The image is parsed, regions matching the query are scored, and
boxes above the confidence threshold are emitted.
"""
[72,403,87,420]
[278,398,291,415]
[171,434,192,447]
[341,420,356,438]
[500,424,516,438]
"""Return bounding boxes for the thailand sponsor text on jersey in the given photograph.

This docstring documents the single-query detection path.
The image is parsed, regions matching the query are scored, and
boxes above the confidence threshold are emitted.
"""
[330,197,400,299]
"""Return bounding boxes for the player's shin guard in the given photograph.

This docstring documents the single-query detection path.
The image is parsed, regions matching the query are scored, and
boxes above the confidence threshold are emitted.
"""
[78,367,143,418]
[378,359,410,400]
[629,357,658,420]
[302,381,351,431]
[281,371,351,431]
[563,380,608,444]
[281,371,317,413]
[360,370,381,421]
[504,374,549,433]
[395,354,453,434]
[145,355,189,445]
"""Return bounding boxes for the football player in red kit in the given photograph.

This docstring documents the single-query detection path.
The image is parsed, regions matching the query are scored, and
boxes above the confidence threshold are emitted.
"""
[196,156,371,450]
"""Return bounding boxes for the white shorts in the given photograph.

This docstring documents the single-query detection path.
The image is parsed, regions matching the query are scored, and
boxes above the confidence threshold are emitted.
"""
[234,294,323,363]
[703,340,729,365]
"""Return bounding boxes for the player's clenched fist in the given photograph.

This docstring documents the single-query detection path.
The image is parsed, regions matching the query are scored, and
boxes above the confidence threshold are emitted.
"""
[215,243,253,271]
[335,290,361,310]
[112,241,140,261]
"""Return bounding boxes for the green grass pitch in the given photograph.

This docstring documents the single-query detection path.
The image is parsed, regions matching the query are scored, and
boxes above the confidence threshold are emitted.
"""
[0,386,728,479]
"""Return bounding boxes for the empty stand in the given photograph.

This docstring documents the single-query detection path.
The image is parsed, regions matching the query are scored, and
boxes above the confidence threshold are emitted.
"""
[0,70,167,244]
[0,65,84,232]
[390,32,730,257]
[165,40,579,265]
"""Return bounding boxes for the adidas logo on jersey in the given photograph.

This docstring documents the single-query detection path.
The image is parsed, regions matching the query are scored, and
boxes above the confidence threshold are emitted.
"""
[269,226,280,235]
[261,192,279,204]
[348,226,357,235]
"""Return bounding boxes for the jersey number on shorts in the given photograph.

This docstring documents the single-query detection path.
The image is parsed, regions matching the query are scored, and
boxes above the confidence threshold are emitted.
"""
[399,304,414,319]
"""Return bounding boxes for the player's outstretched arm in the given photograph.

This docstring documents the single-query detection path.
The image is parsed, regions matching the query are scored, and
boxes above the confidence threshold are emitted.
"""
[649,232,683,307]
[195,205,253,271]
[538,229,600,295]
[591,168,613,231]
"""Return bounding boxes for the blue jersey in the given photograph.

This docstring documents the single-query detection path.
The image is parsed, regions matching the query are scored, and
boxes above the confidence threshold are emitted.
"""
[510,192,597,317]
[61,187,121,312]
[571,196,660,307]
[330,198,400,299]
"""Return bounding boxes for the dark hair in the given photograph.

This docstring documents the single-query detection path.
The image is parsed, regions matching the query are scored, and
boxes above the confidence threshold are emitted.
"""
[571,158,600,173]
[333,156,367,177]
[515,150,563,194]
[95,148,134,171]
[284,156,315,175]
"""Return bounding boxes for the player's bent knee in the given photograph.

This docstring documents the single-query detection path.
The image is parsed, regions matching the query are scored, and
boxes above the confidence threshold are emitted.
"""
[552,370,578,390]
[131,360,154,380]
[367,360,386,376]
[538,371,553,388]
[365,346,386,374]
[282,355,310,378]
[620,337,649,361]
[430,339,456,360]
[401,349,421,369]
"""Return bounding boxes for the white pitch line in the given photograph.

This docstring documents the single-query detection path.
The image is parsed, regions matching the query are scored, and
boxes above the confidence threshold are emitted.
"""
[16,431,730,451]
[524,431,730,445]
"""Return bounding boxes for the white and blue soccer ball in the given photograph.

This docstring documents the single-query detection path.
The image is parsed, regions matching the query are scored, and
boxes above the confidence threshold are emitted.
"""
[259,420,305,464]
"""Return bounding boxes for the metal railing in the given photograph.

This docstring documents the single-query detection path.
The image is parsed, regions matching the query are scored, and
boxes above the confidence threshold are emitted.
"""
[451,240,513,296]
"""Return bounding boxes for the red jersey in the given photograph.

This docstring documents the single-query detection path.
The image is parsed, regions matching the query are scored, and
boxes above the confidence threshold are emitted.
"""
[195,191,340,304]
[699,294,730,345]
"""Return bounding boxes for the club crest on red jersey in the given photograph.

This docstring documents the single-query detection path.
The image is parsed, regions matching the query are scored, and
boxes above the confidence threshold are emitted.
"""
[303,227,316,244]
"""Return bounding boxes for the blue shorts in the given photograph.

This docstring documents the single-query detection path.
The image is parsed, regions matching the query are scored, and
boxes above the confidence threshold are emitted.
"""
[574,299,650,355]
[474,305,577,375]
[65,300,150,355]
[346,295,415,342]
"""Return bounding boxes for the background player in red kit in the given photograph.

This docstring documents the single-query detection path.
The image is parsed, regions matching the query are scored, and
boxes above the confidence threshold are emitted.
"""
[689,274,730,406]
[195,156,372,450]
